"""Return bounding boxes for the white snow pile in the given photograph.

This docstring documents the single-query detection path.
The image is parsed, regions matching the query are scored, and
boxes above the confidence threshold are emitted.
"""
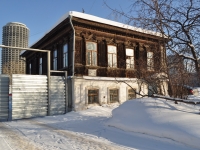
[106,98,200,149]
[187,95,200,103]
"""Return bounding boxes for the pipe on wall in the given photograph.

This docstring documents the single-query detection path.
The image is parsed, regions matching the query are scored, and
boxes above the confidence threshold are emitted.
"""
[69,14,75,110]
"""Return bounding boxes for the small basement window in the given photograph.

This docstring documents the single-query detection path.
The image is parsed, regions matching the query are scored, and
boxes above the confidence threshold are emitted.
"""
[128,88,136,100]
[110,89,119,103]
[88,89,99,104]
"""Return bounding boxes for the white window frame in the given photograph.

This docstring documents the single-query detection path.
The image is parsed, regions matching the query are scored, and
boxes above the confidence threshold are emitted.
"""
[53,49,57,70]
[107,45,117,68]
[86,42,97,66]
[63,43,68,67]
[126,48,134,69]
[39,57,42,75]
[109,88,119,103]
[147,51,154,71]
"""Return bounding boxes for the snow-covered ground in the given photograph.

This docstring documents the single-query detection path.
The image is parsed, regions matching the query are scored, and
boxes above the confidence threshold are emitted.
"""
[0,97,200,150]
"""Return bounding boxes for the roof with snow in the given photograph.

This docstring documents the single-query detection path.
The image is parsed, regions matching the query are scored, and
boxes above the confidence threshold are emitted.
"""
[35,11,163,46]
[21,11,164,56]
[53,11,162,37]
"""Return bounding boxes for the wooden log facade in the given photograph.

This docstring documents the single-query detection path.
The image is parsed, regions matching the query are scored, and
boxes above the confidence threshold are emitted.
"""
[21,12,167,110]
[22,14,166,78]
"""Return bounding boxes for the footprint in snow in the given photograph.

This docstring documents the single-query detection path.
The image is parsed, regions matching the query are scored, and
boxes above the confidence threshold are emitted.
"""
[37,134,41,139]
[51,134,55,139]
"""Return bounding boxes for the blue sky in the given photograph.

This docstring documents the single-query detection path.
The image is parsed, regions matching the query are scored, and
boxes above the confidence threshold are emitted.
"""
[0,0,131,72]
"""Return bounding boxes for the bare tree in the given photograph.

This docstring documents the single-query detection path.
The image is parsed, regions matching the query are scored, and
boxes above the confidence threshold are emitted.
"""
[104,0,200,97]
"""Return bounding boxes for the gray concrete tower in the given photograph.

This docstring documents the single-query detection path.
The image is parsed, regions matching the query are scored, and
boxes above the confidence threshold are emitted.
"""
[1,22,29,75]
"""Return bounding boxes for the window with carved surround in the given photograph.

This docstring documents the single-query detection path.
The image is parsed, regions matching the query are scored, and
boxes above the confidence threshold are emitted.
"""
[147,51,154,71]
[53,49,57,70]
[126,48,134,69]
[39,57,42,75]
[108,45,117,68]
[63,43,68,68]
[86,42,97,66]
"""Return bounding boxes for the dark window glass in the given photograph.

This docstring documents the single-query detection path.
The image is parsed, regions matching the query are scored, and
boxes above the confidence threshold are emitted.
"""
[39,57,42,75]
[63,44,68,67]
[110,89,118,103]
[53,49,57,70]
[88,89,99,104]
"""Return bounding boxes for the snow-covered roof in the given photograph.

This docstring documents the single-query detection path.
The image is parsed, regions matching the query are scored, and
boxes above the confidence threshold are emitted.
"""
[22,11,164,56]
[51,11,163,37]
[58,11,163,39]
[37,11,163,45]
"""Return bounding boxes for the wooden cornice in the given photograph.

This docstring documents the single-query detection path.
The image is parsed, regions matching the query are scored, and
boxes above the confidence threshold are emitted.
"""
[75,26,158,45]
[72,17,163,42]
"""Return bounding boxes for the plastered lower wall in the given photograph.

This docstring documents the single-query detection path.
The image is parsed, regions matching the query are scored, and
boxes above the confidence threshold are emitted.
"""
[72,76,148,111]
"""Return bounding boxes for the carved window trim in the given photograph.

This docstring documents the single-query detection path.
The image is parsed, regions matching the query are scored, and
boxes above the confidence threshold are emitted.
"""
[126,48,135,69]
[107,45,117,68]
[86,41,97,66]
[63,43,68,68]
[147,51,154,71]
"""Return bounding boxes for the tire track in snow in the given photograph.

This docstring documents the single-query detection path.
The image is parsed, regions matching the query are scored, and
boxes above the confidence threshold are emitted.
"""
[26,119,133,150]
[0,122,41,150]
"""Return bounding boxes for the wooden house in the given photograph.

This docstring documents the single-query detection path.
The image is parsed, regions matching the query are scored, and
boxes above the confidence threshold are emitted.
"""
[21,11,167,110]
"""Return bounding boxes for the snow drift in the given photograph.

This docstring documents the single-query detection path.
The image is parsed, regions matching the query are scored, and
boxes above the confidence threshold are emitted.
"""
[106,98,200,149]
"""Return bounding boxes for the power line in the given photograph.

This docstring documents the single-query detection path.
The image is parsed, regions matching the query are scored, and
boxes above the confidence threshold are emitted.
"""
[89,0,97,13]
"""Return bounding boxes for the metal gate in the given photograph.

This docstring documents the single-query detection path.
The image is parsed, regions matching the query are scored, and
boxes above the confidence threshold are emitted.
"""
[12,74,48,120]
[12,74,67,120]
[50,76,66,115]
[0,75,9,121]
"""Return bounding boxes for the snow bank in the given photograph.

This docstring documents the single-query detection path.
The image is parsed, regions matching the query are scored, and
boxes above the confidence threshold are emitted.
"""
[106,98,200,149]
[187,95,200,103]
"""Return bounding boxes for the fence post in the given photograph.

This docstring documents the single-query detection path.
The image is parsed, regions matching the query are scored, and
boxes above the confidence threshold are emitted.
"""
[8,93,12,121]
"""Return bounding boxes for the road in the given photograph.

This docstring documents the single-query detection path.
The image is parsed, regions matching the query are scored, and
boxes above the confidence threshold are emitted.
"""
[0,120,132,150]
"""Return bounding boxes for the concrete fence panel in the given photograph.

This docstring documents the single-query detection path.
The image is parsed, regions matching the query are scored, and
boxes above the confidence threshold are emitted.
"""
[12,74,48,120]
[0,75,9,121]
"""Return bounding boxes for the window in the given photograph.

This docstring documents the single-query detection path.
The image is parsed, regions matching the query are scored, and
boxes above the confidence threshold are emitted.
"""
[128,89,136,100]
[108,45,117,67]
[86,42,97,66]
[110,89,119,103]
[53,49,57,70]
[39,57,42,75]
[147,51,154,70]
[88,89,99,104]
[126,48,134,69]
[63,43,68,67]
[29,63,31,74]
